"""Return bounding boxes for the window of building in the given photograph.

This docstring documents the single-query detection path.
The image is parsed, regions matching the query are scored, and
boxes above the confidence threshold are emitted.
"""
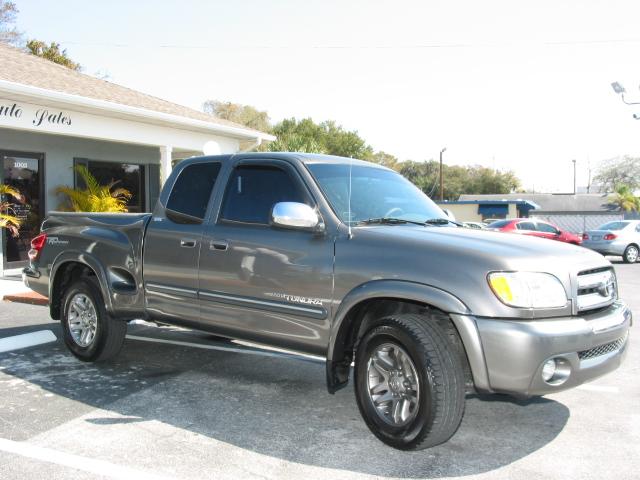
[75,159,146,212]
[166,162,221,222]
[220,165,307,224]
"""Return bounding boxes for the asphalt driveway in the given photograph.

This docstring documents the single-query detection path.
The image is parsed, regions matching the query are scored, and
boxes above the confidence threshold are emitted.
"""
[0,262,637,480]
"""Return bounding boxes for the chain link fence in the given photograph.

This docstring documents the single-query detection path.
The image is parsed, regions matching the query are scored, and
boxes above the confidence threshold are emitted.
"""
[530,213,623,234]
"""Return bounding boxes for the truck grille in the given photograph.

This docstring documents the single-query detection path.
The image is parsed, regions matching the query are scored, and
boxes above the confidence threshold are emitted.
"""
[576,267,616,312]
[578,333,628,360]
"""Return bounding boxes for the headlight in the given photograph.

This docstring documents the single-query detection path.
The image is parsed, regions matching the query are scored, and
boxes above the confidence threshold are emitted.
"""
[488,272,568,308]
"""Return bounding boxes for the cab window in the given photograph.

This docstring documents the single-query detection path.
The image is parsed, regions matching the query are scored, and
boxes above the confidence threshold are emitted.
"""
[220,165,308,224]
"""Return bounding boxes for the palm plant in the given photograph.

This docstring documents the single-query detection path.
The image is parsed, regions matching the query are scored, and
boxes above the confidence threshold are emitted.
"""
[0,184,23,237]
[56,165,132,212]
[609,184,640,212]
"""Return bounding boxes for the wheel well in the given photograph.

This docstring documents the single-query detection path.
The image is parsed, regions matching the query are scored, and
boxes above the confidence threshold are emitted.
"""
[327,298,473,393]
[50,262,98,320]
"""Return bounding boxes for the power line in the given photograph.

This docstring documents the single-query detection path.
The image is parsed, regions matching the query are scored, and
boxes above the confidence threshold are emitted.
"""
[56,38,640,50]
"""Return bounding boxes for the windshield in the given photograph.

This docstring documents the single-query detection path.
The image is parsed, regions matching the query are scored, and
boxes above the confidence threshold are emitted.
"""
[307,163,446,224]
[598,221,629,231]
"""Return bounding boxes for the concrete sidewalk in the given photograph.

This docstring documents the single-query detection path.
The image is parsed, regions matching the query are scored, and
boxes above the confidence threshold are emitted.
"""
[0,275,48,306]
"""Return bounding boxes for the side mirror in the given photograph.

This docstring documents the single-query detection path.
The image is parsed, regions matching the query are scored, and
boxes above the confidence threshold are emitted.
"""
[271,202,323,231]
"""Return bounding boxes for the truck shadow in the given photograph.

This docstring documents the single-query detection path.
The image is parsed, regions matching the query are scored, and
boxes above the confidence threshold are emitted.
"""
[0,323,570,478]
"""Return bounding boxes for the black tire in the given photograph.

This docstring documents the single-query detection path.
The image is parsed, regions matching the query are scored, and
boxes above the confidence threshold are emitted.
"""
[354,312,465,450]
[61,277,126,362]
[623,245,639,264]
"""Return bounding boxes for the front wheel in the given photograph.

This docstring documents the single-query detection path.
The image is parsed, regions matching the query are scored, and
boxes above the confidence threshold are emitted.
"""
[623,245,639,263]
[61,278,127,362]
[354,313,465,450]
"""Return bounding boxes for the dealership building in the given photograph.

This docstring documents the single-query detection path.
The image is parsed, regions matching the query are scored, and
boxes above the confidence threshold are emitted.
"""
[0,44,273,274]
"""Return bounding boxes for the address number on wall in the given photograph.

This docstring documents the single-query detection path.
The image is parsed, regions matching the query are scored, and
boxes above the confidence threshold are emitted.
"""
[13,162,28,169]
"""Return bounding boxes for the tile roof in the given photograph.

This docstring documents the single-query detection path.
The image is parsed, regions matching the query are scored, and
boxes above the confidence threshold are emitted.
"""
[0,43,266,135]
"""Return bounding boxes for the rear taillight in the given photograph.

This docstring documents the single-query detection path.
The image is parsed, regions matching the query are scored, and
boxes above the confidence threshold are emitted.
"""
[28,233,47,261]
[582,233,589,240]
[603,233,617,241]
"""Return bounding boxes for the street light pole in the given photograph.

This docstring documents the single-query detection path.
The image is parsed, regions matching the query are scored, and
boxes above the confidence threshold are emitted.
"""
[572,159,577,195]
[439,147,447,201]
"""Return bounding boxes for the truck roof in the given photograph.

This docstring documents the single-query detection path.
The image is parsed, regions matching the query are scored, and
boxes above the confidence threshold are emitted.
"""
[184,152,388,170]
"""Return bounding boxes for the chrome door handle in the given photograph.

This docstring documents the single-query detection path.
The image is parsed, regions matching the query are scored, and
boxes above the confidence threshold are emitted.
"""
[210,240,229,251]
[180,239,197,248]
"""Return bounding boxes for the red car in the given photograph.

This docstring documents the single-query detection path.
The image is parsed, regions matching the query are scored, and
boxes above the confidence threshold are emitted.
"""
[486,218,583,245]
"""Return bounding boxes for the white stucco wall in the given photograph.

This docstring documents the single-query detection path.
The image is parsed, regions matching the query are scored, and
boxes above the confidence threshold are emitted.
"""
[0,128,160,213]
[0,95,241,154]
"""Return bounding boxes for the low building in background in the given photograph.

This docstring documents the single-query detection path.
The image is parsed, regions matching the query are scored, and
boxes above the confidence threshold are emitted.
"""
[455,193,628,233]
[0,44,274,274]
[436,199,539,224]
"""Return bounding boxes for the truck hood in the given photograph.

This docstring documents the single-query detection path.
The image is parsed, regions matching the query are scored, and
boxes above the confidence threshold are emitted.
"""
[357,225,608,273]
[343,224,612,318]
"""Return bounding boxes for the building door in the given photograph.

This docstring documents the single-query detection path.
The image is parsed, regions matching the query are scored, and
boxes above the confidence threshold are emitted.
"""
[1,151,44,269]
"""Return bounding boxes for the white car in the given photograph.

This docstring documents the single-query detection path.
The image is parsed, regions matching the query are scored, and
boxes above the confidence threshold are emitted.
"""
[582,220,640,263]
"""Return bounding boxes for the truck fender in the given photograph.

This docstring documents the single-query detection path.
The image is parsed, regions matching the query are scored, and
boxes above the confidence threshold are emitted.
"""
[50,251,114,317]
[326,279,478,393]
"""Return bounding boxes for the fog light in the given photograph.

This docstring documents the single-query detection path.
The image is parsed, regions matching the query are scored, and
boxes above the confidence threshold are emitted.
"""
[541,359,557,382]
[540,357,572,385]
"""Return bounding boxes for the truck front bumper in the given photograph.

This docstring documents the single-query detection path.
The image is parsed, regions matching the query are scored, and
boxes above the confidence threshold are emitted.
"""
[456,301,631,397]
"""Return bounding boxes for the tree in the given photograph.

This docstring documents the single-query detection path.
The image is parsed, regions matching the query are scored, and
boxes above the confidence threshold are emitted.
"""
[270,118,373,158]
[0,184,23,236]
[25,39,81,70]
[609,184,640,212]
[368,151,399,169]
[593,156,640,193]
[398,161,520,200]
[203,100,271,133]
[0,1,21,45]
[266,133,325,153]
[56,165,131,212]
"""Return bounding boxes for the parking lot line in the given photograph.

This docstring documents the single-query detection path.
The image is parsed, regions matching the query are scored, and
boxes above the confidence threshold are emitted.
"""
[576,384,620,393]
[0,330,57,353]
[0,438,172,480]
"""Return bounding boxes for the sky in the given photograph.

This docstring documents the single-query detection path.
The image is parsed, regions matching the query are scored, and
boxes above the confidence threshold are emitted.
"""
[12,0,640,192]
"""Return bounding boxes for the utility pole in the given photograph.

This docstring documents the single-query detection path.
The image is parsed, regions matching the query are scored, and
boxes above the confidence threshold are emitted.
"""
[439,147,447,201]
[572,159,577,195]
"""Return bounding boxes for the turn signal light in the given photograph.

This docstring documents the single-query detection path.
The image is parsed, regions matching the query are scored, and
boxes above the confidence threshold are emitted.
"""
[603,234,617,240]
[28,233,47,261]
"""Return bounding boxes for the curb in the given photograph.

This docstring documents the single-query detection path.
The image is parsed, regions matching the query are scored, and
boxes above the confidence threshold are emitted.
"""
[3,292,49,306]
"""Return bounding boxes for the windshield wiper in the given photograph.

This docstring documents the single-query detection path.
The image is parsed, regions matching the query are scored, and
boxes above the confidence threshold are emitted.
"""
[357,217,425,226]
[424,217,464,227]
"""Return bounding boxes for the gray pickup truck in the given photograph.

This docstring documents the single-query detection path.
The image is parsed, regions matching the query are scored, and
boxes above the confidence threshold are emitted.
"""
[23,153,631,450]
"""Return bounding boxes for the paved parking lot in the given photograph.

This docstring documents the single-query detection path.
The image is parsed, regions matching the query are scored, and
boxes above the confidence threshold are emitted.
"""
[0,262,638,480]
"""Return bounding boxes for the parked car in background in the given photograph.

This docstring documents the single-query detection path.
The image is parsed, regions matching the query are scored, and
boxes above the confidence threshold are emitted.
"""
[463,221,486,229]
[487,218,582,245]
[582,220,640,263]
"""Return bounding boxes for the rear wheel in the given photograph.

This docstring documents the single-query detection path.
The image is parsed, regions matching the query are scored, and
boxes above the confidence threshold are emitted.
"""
[61,278,127,362]
[623,245,639,263]
[354,313,465,450]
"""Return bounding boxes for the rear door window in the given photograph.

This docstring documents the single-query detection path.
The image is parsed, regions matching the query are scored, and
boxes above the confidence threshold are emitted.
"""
[536,222,559,234]
[599,221,629,231]
[166,162,221,223]
[516,221,536,231]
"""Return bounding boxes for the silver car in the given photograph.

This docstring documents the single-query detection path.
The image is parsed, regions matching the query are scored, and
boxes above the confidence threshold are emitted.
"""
[582,220,640,263]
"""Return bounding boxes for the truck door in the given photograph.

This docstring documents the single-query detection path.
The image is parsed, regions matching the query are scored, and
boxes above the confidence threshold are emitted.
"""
[143,161,222,323]
[198,159,334,356]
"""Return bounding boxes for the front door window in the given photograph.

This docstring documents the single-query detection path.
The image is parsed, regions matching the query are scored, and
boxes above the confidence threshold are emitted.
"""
[2,151,44,267]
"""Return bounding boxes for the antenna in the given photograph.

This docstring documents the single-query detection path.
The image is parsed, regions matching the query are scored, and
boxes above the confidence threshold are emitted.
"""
[348,156,353,239]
